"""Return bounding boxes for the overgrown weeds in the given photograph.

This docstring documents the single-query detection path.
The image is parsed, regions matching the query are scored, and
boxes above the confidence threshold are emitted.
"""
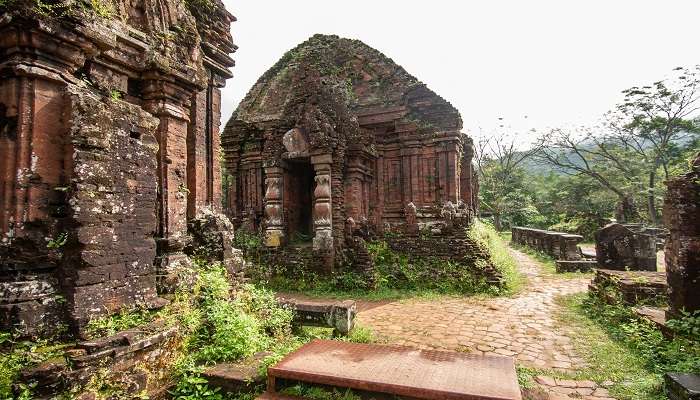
[550,292,700,400]
[0,333,70,399]
[467,220,524,294]
[244,220,522,300]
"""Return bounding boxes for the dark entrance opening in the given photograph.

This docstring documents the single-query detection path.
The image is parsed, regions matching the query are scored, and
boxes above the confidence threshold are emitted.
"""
[285,161,315,242]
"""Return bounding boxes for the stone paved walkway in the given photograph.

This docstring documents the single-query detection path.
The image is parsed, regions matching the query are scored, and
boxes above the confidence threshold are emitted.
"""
[356,249,589,372]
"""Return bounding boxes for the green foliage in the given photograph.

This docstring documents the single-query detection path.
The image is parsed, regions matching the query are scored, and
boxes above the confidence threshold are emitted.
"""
[170,373,227,400]
[467,220,524,294]
[0,334,68,399]
[555,293,700,400]
[282,384,362,400]
[182,264,290,365]
[85,0,113,17]
[170,263,295,399]
[666,310,700,339]
[233,229,263,255]
[245,225,522,299]
[478,160,535,231]
[515,365,537,389]
[365,241,493,295]
[46,232,68,249]
[84,307,156,339]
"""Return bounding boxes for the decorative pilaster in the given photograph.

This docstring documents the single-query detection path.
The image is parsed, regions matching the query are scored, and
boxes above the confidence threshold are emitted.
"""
[312,154,334,269]
[264,167,285,247]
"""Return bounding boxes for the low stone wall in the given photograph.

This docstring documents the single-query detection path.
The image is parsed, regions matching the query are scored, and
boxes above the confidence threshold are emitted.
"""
[18,320,181,399]
[511,227,583,261]
[588,269,668,306]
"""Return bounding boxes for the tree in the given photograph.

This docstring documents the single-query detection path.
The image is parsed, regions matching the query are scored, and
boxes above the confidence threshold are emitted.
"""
[474,131,540,231]
[607,65,700,224]
[535,66,700,225]
[533,126,641,223]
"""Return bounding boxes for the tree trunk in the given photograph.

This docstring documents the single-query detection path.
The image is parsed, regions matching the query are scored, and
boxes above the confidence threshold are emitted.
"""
[648,170,658,225]
[494,213,502,231]
[615,195,637,223]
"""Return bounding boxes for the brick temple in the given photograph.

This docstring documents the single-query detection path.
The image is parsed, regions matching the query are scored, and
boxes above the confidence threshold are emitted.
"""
[0,0,235,337]
[223,34,478,271]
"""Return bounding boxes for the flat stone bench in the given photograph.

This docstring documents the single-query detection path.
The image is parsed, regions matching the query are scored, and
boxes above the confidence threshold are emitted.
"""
[277,298,356,335]
[261,339,521,400]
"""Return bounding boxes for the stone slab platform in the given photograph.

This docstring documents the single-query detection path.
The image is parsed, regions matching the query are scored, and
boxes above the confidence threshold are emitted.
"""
[267,339,522,400]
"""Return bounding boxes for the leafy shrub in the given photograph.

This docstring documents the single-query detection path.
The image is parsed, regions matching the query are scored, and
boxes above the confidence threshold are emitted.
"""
[170,262,296,398]
[170,373,226,400]
[667,310,700,339]
[183,264,293,364]
[234,284,294,338]
[233,229,262,255]
[196,300,267,363]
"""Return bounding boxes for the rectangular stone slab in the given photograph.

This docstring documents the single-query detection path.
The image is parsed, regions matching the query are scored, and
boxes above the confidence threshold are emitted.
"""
[268,339,522,400]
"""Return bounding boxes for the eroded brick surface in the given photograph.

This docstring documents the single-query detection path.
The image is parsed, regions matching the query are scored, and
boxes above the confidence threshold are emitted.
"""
[0,0,236,337]
[664,153,700,318]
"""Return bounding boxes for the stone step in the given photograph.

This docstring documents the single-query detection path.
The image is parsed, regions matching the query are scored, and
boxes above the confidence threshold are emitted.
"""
[267,339,522,400]
[203,352,271,393]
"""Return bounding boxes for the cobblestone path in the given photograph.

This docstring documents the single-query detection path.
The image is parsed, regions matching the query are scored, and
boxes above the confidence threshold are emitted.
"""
[356,249,589,372]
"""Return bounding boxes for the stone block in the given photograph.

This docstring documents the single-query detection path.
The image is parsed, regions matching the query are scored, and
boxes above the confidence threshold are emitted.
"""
[665,373,700,400]
[203,352,271,393]
[555,260,597,273]
[278,298,356,335]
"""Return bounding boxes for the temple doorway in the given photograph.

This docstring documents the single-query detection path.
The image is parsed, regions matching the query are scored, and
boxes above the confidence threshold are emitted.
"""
[285,161,315,242]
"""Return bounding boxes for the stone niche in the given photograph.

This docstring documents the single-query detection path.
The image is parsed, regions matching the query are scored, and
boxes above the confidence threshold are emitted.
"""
[663,152,700,319]
[0,0,236,337]
[222,34,479,272]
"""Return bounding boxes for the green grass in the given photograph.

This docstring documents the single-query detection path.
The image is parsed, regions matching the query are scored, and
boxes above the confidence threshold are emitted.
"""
[467,220,524,294]
[540,293,700,400]
[0,334,71,399]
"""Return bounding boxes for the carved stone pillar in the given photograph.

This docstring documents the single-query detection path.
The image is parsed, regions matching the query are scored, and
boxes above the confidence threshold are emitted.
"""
[311,154,334,269]
[263,166,285,247]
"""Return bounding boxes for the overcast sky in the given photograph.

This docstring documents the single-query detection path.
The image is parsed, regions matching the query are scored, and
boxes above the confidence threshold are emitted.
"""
[219,0,700,147]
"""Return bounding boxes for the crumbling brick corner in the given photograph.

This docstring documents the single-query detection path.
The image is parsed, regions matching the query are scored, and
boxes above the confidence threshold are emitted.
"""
[663,152,700,320]
[0,0,236,338]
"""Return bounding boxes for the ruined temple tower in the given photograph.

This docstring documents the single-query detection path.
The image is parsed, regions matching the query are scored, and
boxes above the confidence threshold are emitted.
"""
[223,35,478,271]
[0,0,235,336]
